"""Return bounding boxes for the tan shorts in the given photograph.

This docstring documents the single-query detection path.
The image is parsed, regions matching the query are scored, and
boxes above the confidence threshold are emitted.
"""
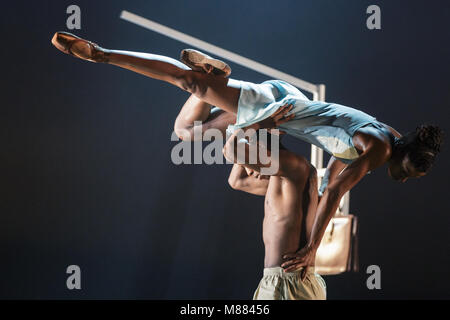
[253,267,326,300]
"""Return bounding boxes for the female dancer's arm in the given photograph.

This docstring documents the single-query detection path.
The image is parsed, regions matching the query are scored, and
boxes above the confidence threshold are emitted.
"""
[281,137,390,278]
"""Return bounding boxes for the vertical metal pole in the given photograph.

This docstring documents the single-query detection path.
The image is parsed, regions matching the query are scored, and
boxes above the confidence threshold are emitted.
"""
[318,84,326,102]
[311,85,326,170]
[311,91,319,169]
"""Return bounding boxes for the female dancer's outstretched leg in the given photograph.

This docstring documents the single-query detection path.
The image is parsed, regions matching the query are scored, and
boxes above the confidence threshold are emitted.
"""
[51,32,240,114]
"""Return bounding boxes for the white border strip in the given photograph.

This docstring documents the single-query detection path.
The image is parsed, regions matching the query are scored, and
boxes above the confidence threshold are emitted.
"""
[120,10,320,94]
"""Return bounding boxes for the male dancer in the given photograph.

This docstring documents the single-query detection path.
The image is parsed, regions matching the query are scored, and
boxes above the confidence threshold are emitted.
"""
[226,147,326,300]
[174,80,326,299]
[51,32,443,275]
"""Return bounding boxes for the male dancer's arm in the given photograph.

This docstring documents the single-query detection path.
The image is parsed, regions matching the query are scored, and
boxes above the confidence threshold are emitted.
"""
[174,94,235,141]
[223,127,304,178]
[225,104,296,195]
[228,164,269,196]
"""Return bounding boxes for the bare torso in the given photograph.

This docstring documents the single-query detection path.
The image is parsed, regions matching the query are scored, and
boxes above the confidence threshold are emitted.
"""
[262,167,318,267]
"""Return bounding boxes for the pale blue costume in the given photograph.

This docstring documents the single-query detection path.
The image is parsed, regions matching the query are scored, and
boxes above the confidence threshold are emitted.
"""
[220,79,395,165]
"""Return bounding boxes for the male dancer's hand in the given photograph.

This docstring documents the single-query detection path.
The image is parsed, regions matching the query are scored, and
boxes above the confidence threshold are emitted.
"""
[281,245,317,280]
[244,167,269,180]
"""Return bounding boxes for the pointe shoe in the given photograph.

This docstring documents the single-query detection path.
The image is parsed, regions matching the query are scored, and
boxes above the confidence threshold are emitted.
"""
[51,31,110,63]
[180,49,231,77]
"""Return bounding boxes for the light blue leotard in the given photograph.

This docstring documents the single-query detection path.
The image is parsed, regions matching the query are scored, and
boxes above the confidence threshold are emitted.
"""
[224,79,392,164]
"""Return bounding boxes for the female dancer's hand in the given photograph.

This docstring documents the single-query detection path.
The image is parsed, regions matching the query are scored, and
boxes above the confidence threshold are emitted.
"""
[281,245,317,280]
[245,104,295,134]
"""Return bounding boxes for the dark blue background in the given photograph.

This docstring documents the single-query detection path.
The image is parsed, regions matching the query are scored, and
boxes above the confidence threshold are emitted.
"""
[1,0,449,299]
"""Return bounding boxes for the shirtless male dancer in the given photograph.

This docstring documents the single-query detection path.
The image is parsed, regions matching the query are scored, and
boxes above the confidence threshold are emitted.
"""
[175,82,326,299]
[224,134,327,300]
[51,32,443,278]
[174,77,326,299]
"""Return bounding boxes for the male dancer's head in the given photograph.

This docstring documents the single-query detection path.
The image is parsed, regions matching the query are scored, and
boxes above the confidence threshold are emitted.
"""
[387,125,443,182]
